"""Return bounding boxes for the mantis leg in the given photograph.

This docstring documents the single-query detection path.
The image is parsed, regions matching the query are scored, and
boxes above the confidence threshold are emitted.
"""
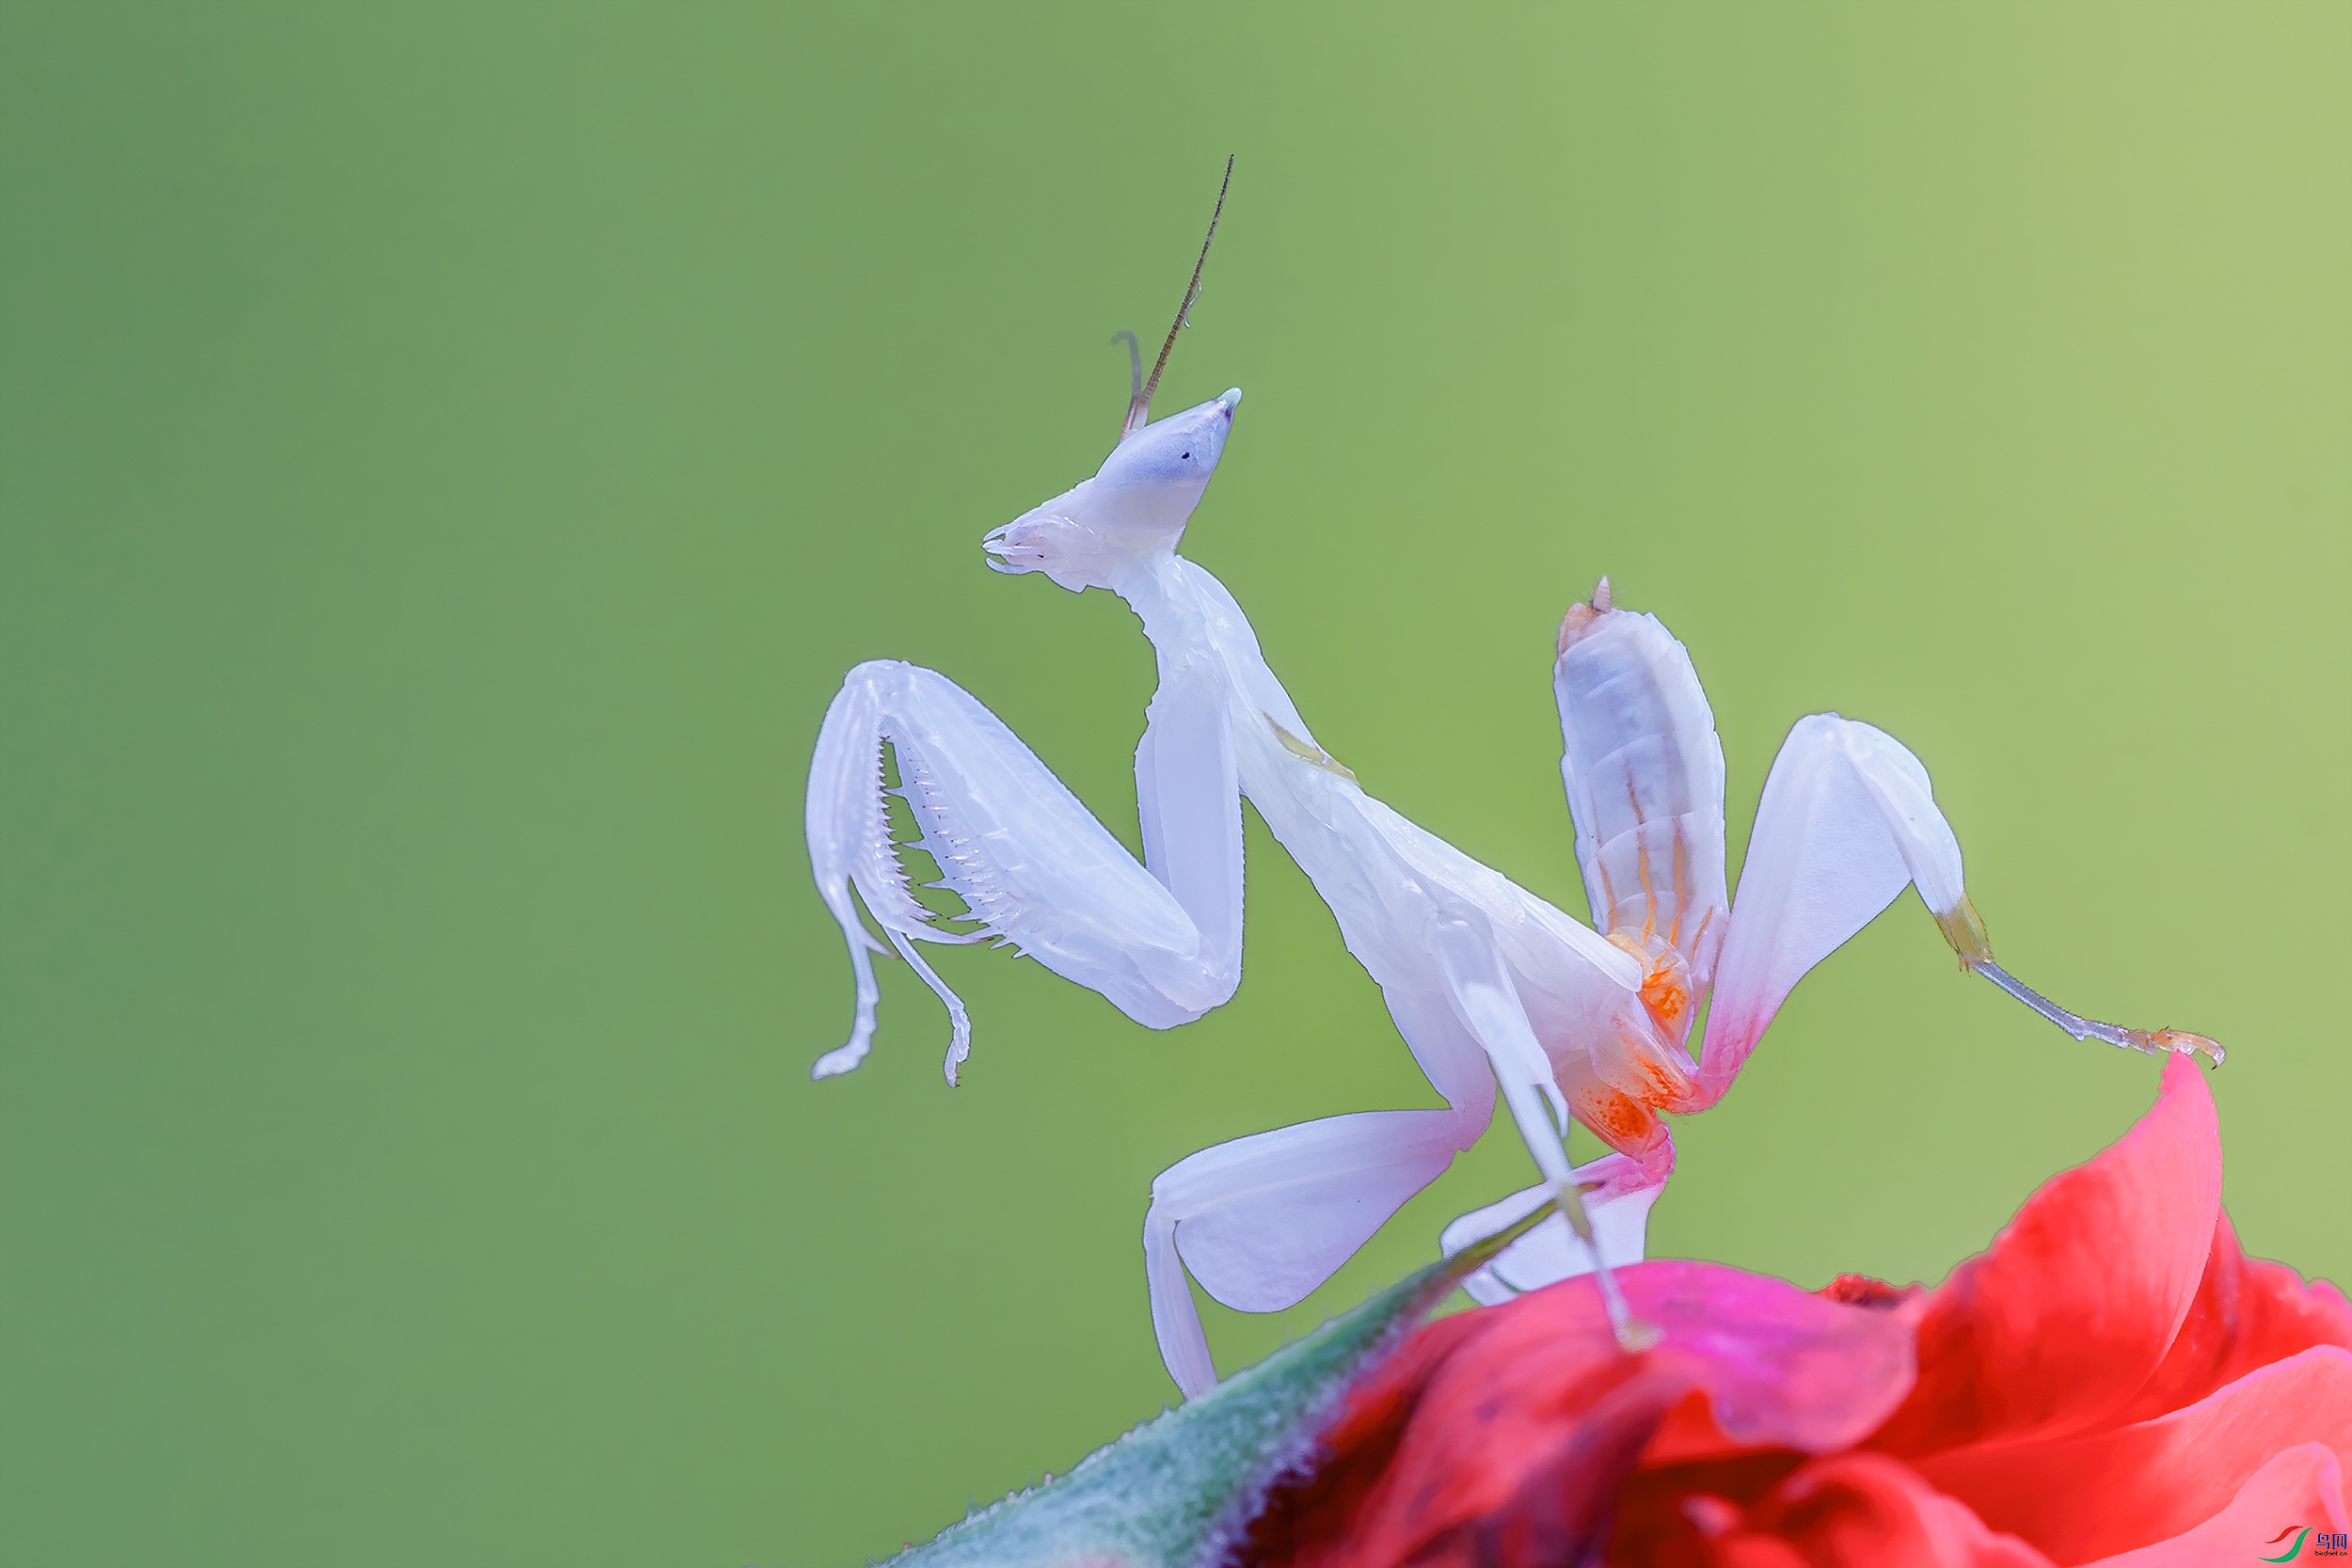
[1692,714,1971,1102]
[1439,1144,1673,1306]
[805,658,1243,1082]
[1693,713,2220,1109]
[1144,1097,1492,1400]
[1424,911,1652,1345]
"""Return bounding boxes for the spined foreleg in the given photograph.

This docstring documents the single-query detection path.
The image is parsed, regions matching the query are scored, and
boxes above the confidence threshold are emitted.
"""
[805,657,1244,1083]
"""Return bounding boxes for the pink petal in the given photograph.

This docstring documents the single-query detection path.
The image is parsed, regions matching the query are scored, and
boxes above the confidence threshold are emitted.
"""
[2115,1208,2352,1424]
[1915,1346,2352,1562]
[2074,1443,2346,1568]
[1626,1264,1926,1459]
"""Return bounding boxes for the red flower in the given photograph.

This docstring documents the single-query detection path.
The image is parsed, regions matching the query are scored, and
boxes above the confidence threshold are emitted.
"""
[1239,1058,2352,1566]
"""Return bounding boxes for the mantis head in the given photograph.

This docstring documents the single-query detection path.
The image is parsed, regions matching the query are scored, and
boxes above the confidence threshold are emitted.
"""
[984,157,1241,594]
[984,389,1242,591]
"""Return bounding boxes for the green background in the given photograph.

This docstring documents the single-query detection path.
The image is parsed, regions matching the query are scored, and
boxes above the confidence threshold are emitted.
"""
[3,4,2345,1563]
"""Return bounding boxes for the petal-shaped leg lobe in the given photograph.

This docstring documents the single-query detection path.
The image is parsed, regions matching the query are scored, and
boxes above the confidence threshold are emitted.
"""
[1440,1149,1669,1307]
[1698,715,1973,1101]
[1145,1203,1218,1402]
[1145,1106,1487,1399]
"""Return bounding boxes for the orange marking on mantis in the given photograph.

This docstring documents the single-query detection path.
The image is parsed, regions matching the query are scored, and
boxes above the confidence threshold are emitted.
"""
[1681,907,1719,1006]
[1667,815,1691,948]
[1640,959,1690,1029]
[1624,769,1657,941]
[1611,1019,1694,1103]
[1573,1084,1667,1157]
[1606,929,1696,1049]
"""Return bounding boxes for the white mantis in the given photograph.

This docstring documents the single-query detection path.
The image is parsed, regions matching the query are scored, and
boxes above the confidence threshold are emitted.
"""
[803,167,2223,1399]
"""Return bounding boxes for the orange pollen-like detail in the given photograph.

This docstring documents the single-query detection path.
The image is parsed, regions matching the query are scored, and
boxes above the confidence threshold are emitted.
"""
[1625,774,1658,942]
[1616,1005,1700,1102]
[1616,1043,1688,1107]
[1688,905,1717,961]
[1664,817,1688,947]
[1641,963,1690,1027]
[1573,1085,1666,1157]
[1607,930,1693,1037]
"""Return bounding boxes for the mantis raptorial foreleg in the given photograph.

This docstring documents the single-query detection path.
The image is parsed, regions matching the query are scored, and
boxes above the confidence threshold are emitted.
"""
[806,657,1243,1084]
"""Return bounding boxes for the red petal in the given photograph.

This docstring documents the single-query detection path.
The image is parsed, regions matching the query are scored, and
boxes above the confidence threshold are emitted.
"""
[1915,1346,2352,1562]
[1245,1307,1495,1550]
[2071,1442,2347,1568]
[1723,1452,2055,1568]
[1462,1371,1689,1568]
[2116,1208,2352,1424]
[1249,1261,1918,1567]
[1702,1541,1814,1568]
[1613,1449,1807,1563]
[1873,1056,2222,1457]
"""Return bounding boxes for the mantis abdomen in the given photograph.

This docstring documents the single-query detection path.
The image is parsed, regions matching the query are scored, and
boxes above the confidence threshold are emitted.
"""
[1553,583,1730,1045]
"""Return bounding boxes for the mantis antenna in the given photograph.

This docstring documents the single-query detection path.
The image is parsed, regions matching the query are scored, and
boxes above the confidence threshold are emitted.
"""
[1120,154,1235,441]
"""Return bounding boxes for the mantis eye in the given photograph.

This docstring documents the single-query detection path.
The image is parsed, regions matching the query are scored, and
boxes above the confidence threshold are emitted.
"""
[1094,390,1240,493]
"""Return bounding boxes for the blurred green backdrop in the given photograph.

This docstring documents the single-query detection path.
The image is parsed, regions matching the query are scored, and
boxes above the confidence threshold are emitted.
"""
[2,4,2345,1564]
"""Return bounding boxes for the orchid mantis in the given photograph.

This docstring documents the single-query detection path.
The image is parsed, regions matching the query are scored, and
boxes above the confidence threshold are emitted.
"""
[803,168,2223,1400]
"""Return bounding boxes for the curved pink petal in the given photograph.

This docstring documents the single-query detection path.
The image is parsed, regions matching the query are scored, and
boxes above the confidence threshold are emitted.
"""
[2075,1442,2346,1568]
[1875,1056,2222,1457]
[1915,1346,2352,1562]
[2116,1208,2352,1424]
[1629,1266,1928,1466]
